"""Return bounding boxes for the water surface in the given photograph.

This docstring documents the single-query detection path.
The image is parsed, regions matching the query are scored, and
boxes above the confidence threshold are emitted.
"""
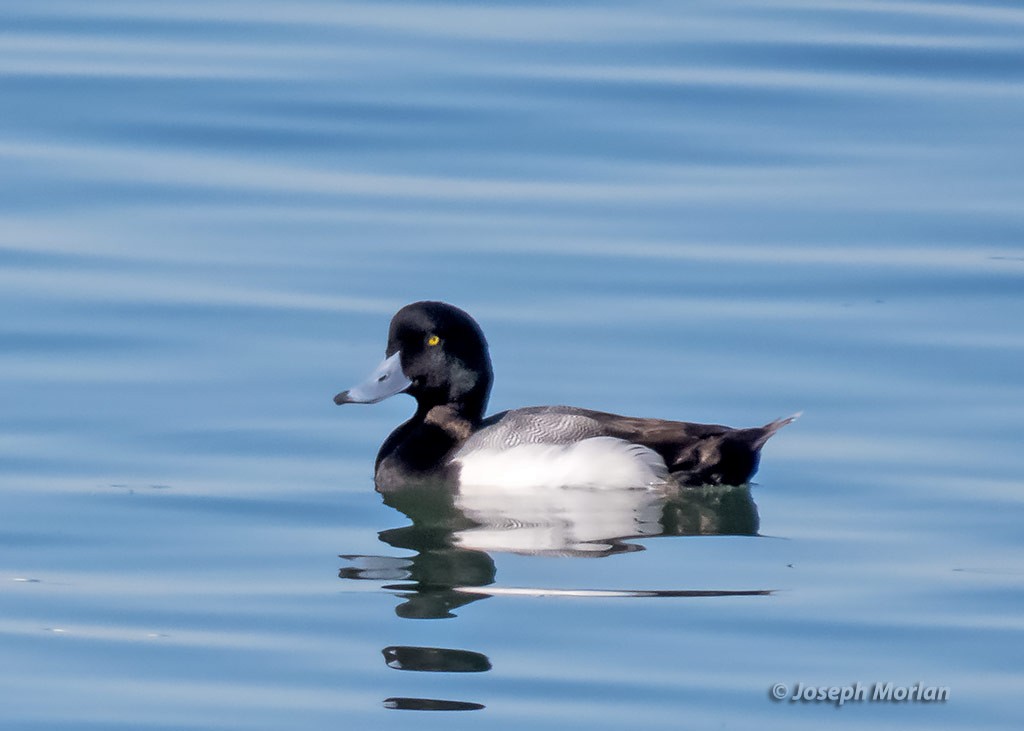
[2,1,1023,729]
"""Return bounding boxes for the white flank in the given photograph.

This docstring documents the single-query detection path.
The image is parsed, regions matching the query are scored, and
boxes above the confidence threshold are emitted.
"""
[452,436,670,490]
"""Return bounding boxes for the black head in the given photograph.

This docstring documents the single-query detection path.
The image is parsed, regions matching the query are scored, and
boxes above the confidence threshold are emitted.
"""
[335,301,493,421]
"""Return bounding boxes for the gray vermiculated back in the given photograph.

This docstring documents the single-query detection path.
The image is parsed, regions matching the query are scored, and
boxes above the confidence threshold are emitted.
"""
[460,406,608,451]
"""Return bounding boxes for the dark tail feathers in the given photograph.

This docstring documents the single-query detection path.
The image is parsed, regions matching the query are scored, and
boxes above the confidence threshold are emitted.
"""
[750,411,802,450]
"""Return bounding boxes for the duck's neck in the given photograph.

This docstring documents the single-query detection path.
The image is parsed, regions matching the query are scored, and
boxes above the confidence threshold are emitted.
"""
[419,388,487,433]
[421,403,475,443]
[415,377,490,434]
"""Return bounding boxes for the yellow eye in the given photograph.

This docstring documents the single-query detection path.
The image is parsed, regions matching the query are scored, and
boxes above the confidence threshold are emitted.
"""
[427,335,440,347]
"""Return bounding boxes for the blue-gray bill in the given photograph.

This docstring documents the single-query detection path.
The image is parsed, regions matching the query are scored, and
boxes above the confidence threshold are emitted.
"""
[334,352,411,405]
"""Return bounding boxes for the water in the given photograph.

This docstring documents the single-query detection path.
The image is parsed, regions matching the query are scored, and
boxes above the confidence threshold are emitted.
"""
[2,1,1023,728]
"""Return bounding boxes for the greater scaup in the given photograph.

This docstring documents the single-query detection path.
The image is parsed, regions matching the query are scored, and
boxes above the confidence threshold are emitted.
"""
[334,301,797,491]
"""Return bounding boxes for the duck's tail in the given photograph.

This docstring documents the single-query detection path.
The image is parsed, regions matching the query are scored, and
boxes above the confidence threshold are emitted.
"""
[750,411,802,450]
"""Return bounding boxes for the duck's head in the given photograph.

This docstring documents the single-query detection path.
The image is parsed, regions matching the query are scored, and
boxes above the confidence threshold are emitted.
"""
[334,301,493,419]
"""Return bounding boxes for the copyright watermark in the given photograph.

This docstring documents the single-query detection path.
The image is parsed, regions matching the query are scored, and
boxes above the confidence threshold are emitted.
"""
[770,682,949,707]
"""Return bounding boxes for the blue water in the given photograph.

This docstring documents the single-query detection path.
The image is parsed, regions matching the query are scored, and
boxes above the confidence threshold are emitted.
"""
[2,1,1023,728]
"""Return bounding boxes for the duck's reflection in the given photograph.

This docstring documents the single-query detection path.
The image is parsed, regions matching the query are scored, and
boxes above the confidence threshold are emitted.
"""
[343,482,763,616]
[339,481,764,710]
[383,646,492,673]
[341,484,498,619]
[456,480,759,556]
[342,483,761,606]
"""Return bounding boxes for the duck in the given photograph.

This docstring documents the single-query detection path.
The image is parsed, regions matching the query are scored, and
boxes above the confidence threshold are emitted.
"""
[334,301,797,492]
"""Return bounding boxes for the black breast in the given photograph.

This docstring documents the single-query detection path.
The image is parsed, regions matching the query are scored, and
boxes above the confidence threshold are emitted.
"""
[374,409,469,492]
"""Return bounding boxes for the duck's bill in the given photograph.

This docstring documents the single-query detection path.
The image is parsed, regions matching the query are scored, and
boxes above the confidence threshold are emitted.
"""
[334,352,412,405]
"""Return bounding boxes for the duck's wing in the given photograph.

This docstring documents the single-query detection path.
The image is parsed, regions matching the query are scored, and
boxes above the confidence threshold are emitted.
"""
[467,406,796,487]
[462,406,609,451]
[590,411,799,486]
